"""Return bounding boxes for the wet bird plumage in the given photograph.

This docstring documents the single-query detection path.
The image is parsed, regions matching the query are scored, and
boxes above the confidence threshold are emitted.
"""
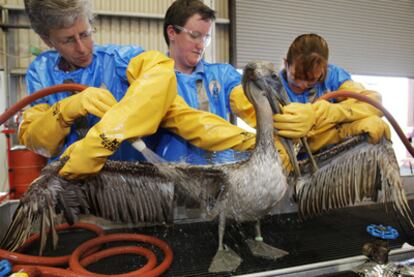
[1,61,413,272]
[296,135,414,226]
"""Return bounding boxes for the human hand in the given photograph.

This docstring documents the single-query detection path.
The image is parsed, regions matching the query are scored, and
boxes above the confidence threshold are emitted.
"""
[58,87,117,126]
[58,138,108,180]
[273,103,316,138]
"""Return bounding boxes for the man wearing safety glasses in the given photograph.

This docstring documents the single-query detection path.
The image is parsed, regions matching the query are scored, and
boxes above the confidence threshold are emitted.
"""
[154,0,261,164]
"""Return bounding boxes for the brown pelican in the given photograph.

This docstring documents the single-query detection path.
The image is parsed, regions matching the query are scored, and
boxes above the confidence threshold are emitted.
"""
[1,61,413,273]
[1,61,289,273]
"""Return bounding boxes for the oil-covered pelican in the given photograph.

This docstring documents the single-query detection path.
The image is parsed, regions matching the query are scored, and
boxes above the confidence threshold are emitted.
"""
[1,61,290,272]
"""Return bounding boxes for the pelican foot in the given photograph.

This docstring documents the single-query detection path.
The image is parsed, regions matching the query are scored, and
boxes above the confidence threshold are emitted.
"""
[208,246,242,273]
[246,239,288,260]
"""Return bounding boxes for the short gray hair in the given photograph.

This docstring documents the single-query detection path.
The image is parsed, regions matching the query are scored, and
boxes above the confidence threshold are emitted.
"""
[24,0,94,38]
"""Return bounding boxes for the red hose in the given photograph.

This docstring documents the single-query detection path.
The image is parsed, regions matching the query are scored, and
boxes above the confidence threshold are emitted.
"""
[318,90,414,157]
[13,234,173,277]
[69,233,173,277]
[0,84,87,126]
[2,223,172,276]
[7,227,173,277]
[79,246,157,273]
[14,246,158,277]
[0,222,104,266]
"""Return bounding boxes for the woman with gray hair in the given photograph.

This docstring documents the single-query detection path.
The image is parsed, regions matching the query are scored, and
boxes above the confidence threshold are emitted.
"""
[19,0,162,163]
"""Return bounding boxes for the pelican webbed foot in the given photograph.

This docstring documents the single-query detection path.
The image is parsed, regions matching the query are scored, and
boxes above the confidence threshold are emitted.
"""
[246,238,288,260]
[208,245,242,273]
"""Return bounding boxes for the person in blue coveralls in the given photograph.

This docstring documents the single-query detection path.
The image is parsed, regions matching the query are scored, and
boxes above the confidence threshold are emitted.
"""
[231,33,391,152]
[19,0,149,161]
[274,33,390,151]
[155,0,252,164]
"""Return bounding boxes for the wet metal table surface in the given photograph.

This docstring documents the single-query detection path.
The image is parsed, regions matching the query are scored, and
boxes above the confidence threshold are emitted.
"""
[19,200,414,277]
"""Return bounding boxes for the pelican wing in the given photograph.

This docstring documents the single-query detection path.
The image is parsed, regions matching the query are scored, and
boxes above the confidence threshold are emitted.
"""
[0,160,176,254]
[0,161,75,253]
[296,137,414,229]
[87,160,175,224]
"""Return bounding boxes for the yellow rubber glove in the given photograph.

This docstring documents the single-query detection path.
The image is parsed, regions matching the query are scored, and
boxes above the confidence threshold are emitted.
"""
[18,88,117,157]
[273,103,316,138]
[229,85,257,128]
[310,81,383,136]
[19,103,69,157]
[231,86,317,139]
[59,51,178,179]
[338,116,391,144]
[57,87,117,126]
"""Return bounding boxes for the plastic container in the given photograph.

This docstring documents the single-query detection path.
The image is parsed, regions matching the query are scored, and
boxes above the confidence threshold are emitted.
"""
[9,146,46,199]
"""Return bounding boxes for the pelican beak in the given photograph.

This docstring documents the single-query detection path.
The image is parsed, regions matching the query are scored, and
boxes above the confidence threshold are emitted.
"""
[258,75,282,115]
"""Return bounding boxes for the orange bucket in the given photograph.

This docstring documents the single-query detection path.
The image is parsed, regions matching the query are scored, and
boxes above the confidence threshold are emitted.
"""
[9,146,47,199]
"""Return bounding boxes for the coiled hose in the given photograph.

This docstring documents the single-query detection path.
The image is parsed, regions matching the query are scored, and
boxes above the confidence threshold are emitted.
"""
[1,223,173,276]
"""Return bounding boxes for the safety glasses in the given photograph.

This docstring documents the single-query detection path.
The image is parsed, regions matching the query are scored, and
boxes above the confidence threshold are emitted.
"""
[174,25,211,47]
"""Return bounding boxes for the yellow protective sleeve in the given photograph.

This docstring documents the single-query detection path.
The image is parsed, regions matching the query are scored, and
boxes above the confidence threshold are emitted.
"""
[19,103,70,157]
[311,80,383,136]
[338,116,391,144]
[161,95,256,151]
[229,85,257,128]
[307,128,342,152]
[307,116,391,152]
[59,50,178,179]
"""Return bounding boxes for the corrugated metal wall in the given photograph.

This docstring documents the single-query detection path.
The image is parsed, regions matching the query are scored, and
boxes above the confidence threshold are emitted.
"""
[233,0,414,77]
[0,0,230,100]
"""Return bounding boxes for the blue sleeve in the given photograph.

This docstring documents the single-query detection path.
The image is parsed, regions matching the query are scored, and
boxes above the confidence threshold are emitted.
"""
[222,64,242,109]
[26,63,43,94]
[109,45,145,82]
[325,64,352,91]
[25,59,51,106]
